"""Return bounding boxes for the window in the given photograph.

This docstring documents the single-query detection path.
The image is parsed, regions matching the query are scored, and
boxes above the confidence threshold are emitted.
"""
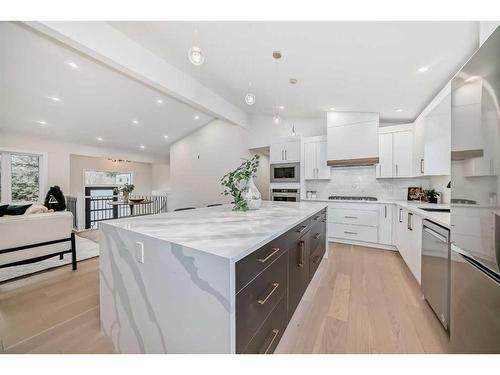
[84,171,132,186]
[0,151,43,204]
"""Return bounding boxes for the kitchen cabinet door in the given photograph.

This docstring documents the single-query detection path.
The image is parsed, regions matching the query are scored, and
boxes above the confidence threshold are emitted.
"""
[304,141,317,179]
[270,143,284,163]
[288,232,310,318]
[395,207,409,260]
[406,212,423,284]
[378,204,393,245]
[393,130,413,177]
[424,94,451,176]
[413,118,425,175]
[316,140,331,179]
[283,141,300,162]
[378,133,393,178]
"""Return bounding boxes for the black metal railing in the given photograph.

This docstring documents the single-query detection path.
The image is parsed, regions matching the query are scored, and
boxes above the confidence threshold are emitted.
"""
[66,194,168,230]
[66,195,78,229]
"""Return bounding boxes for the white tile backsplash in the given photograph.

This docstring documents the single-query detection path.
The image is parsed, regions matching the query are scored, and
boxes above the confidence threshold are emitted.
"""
[305,166,432,200]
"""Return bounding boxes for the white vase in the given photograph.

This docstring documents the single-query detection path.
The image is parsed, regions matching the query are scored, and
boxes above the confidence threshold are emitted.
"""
[243,178,262,210]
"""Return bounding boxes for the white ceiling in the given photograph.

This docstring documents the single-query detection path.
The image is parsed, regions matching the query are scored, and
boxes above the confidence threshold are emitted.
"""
[109,21,479,121]
[0,22,213,160]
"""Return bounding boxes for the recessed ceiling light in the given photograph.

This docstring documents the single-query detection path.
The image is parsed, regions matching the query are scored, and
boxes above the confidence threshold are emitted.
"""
[49,96,61,102]
[37,120,47,125]
[245,93,256,106]
[194,115,200,120]
[329,107,336,111]
[273,115,281,124]
[163,135,169,139]
[67,61,79,69]
[188,46,205,66]
[139,145,145,149]
[132,120,139,125]
[279,105,285,111]
[97,137,103,142]
[417,66,429,73]
[156,99,164,104]
[395,108,404,113]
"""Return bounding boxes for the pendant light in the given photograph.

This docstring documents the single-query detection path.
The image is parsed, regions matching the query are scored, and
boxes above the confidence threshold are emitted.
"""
[272,50,282,125]
[188,29,204,66]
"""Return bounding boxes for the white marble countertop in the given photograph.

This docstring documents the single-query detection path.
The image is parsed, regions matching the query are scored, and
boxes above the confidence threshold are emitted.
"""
[100,200,327,262]
[302,198,450,228]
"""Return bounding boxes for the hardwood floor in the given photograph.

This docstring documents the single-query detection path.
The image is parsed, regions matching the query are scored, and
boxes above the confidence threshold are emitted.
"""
[0,242,450,354]
[275,242,451,354]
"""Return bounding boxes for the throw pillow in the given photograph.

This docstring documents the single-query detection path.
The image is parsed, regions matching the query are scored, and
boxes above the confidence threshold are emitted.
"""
[24,204,50,215]
[5,204,33,216]
[0,204,8,217]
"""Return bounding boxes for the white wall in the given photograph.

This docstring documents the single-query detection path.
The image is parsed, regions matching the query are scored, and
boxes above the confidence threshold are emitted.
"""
[152,163,170,193]
[169,119,252,210]
[69,154,154,195]
[248,115,326,149]
[0,130,168,196]
[252,152,270,200]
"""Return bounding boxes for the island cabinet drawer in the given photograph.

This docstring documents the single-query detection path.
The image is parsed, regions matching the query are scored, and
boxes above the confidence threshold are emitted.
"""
[328,223,378,243]
[309,243,325,280]
[288,217,312,244]
[236,251,288,353]
[236,234,288,292]
[329,208,378,227]
[242,296,287,354]
[310,220,326,255]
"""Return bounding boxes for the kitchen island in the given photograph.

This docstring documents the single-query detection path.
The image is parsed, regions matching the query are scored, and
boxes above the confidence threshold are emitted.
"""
[99,201,327,354]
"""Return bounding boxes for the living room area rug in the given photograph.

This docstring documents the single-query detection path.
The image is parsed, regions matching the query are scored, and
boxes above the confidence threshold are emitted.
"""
[0,235,99,283]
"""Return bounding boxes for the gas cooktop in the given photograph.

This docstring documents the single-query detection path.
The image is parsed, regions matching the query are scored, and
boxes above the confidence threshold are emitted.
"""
[328,196,378,201]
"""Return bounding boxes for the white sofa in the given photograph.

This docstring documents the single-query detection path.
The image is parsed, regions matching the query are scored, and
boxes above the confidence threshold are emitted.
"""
[0,211,76,270]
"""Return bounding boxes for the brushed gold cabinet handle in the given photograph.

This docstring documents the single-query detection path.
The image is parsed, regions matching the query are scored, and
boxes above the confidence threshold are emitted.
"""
[298,240,305,267]
[296,225,307,233]
[260,328,280,354]
[344,215,358,219]
[257,282,280,305]
[258,247,280,263]
[344,231,358,235]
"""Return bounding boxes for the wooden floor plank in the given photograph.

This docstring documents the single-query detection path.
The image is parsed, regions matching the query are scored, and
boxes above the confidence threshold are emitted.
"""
[1,241,450,354]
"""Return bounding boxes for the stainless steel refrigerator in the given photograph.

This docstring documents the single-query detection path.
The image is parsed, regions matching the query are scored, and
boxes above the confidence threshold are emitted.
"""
[450,26,500,353]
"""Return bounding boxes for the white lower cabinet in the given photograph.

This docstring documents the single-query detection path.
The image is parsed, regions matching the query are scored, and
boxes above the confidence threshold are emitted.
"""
[328,202,392,247]
[393,206,423,284]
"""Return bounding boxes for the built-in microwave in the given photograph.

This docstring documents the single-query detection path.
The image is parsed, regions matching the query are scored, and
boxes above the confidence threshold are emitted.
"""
[270,162,300,183]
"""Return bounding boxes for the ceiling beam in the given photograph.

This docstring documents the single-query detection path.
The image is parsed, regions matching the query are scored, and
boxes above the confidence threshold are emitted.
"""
[23,21,250,129]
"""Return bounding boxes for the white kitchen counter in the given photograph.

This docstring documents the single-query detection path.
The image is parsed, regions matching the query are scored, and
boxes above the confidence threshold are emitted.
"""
[302,198,450,228]
[101,200,327,262]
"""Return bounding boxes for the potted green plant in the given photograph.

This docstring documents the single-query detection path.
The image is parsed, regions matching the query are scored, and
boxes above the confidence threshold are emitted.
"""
[423,189,440,204]
[120,183,135,203]
[221,155,261,211]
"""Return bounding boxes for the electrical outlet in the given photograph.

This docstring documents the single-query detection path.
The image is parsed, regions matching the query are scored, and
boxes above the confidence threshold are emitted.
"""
[135,242,144,263]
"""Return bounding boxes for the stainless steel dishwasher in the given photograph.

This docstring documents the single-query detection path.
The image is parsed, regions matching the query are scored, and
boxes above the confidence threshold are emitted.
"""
[421,219,450,331]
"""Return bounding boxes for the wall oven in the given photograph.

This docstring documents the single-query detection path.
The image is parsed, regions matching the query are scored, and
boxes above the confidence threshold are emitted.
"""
[271,188,300,202]
[270,162,300,183]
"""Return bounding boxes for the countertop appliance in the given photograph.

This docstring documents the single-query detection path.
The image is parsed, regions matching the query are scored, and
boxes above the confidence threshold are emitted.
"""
[271,188,300,202]
[450,27,500,353]
[270,162,300,183]
[421,219,451,331]
[328,195,378,201]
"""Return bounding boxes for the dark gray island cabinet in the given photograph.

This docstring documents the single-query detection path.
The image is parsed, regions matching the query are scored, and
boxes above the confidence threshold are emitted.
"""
[99,201,327,354]
[235,208,327,354]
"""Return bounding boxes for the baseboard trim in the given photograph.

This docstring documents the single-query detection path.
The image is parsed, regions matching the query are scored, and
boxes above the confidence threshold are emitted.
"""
[328,237,397,251]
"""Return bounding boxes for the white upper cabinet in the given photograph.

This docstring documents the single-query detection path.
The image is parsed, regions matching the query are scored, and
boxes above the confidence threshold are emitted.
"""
[423,93,451,176]
[270,139,300,163]
[412,83,451,176]
[303,136,330,180]
[378,133,393,178]
[376,125,413,178]
[393,130,413,177]
[327,112,379,166]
